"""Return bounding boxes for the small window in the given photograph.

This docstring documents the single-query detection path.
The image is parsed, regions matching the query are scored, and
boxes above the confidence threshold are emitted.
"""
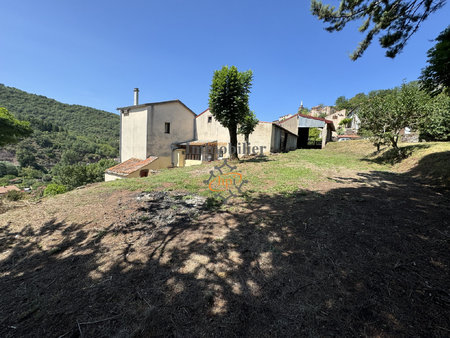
[208,116,212,123]
[140,169,149,177]
[165,122,170,134]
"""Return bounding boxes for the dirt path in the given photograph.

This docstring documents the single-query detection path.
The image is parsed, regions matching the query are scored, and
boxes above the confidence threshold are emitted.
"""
[0,170,449,337]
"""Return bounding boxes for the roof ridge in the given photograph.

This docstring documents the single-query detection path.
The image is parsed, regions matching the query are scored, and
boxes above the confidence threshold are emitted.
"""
[117,100,196,116]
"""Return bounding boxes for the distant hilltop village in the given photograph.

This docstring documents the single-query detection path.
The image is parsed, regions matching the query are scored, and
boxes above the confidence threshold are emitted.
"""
[105,89,360,181]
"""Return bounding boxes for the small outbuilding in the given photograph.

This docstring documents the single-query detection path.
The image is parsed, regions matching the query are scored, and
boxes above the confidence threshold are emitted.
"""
[277,113,335,149]
[105,156,159,181]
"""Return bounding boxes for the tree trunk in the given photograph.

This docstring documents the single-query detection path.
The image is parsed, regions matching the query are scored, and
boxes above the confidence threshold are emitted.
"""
[390,135,401,155]
[228,125,239,160]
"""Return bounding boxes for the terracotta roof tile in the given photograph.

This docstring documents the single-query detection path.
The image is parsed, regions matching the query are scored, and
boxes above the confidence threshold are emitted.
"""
[196,108,209,118]
[0,185,20,194]
[106,157,158,176]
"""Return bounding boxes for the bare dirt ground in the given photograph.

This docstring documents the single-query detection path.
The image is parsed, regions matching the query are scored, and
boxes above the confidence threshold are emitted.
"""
[0,169,449,337]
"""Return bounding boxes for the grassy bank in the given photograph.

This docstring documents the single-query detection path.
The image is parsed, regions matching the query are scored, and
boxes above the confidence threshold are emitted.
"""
[103,140,449,196]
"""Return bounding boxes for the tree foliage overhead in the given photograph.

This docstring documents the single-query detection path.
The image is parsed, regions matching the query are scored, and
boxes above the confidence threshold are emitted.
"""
[209,66,253,160]
[0,107,33,147]
[420,25,450,96]
[311,0,446,60]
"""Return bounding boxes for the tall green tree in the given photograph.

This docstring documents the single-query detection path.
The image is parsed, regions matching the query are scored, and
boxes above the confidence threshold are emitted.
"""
[0,107,33,147]
[334,93,367,113]
[334,96,348,110]
[209,66,253,160]
[420,25,450,96]
[358,91,392,151]
[238,111,259,143]
[311,0,446,60]
[358,82,429,152]
[418,93,450,140]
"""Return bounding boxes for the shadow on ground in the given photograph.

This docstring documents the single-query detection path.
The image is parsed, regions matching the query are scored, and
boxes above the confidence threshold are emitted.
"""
[239,155,273,164]
[409,151,450,188]
[0,169,449,337]
[363,144,430,165]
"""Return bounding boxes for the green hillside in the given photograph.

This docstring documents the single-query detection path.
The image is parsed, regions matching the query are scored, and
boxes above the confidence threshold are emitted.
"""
[0,84,119,169]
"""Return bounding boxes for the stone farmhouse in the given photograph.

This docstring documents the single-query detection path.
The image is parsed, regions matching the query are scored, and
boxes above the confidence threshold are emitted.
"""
[105,89,334,181]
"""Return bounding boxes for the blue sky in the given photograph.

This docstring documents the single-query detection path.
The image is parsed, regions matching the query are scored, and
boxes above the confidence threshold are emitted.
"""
[1,0,449,122]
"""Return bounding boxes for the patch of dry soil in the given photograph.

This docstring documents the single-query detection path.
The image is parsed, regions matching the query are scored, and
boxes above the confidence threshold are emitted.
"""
[0,173,449,337]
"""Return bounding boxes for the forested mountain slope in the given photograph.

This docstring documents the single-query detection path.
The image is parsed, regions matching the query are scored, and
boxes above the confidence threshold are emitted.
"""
[0,84,119,169]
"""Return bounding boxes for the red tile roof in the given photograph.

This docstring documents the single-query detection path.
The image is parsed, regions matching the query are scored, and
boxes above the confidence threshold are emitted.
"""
[106,157,158,176]
[196,108,209,118]
[0,185,20,194]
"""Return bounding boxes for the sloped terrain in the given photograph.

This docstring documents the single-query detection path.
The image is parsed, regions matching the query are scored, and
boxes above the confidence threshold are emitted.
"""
[0,141,449,337]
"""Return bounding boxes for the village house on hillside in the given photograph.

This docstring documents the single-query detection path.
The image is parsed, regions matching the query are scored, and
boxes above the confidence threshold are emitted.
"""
[324,109,347,131]
[310,105,335,117]
[105,89,335,181]
[105,89,197,181]
[309,105,361,140]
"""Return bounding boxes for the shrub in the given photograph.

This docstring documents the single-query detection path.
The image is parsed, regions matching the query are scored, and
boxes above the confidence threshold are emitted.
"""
[5,190,24,201]
[308,128,321,141]
[52,159,116,190]
[42,174,52,182]
[44,184,67,196]
[0,161,18,177]
[339,118,352,126]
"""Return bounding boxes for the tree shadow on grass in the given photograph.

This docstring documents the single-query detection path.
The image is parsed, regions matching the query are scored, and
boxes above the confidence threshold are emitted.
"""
[408,151,450,189]
[0,171,449,337]
[239,155,273,164]
[363,144,430,165]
